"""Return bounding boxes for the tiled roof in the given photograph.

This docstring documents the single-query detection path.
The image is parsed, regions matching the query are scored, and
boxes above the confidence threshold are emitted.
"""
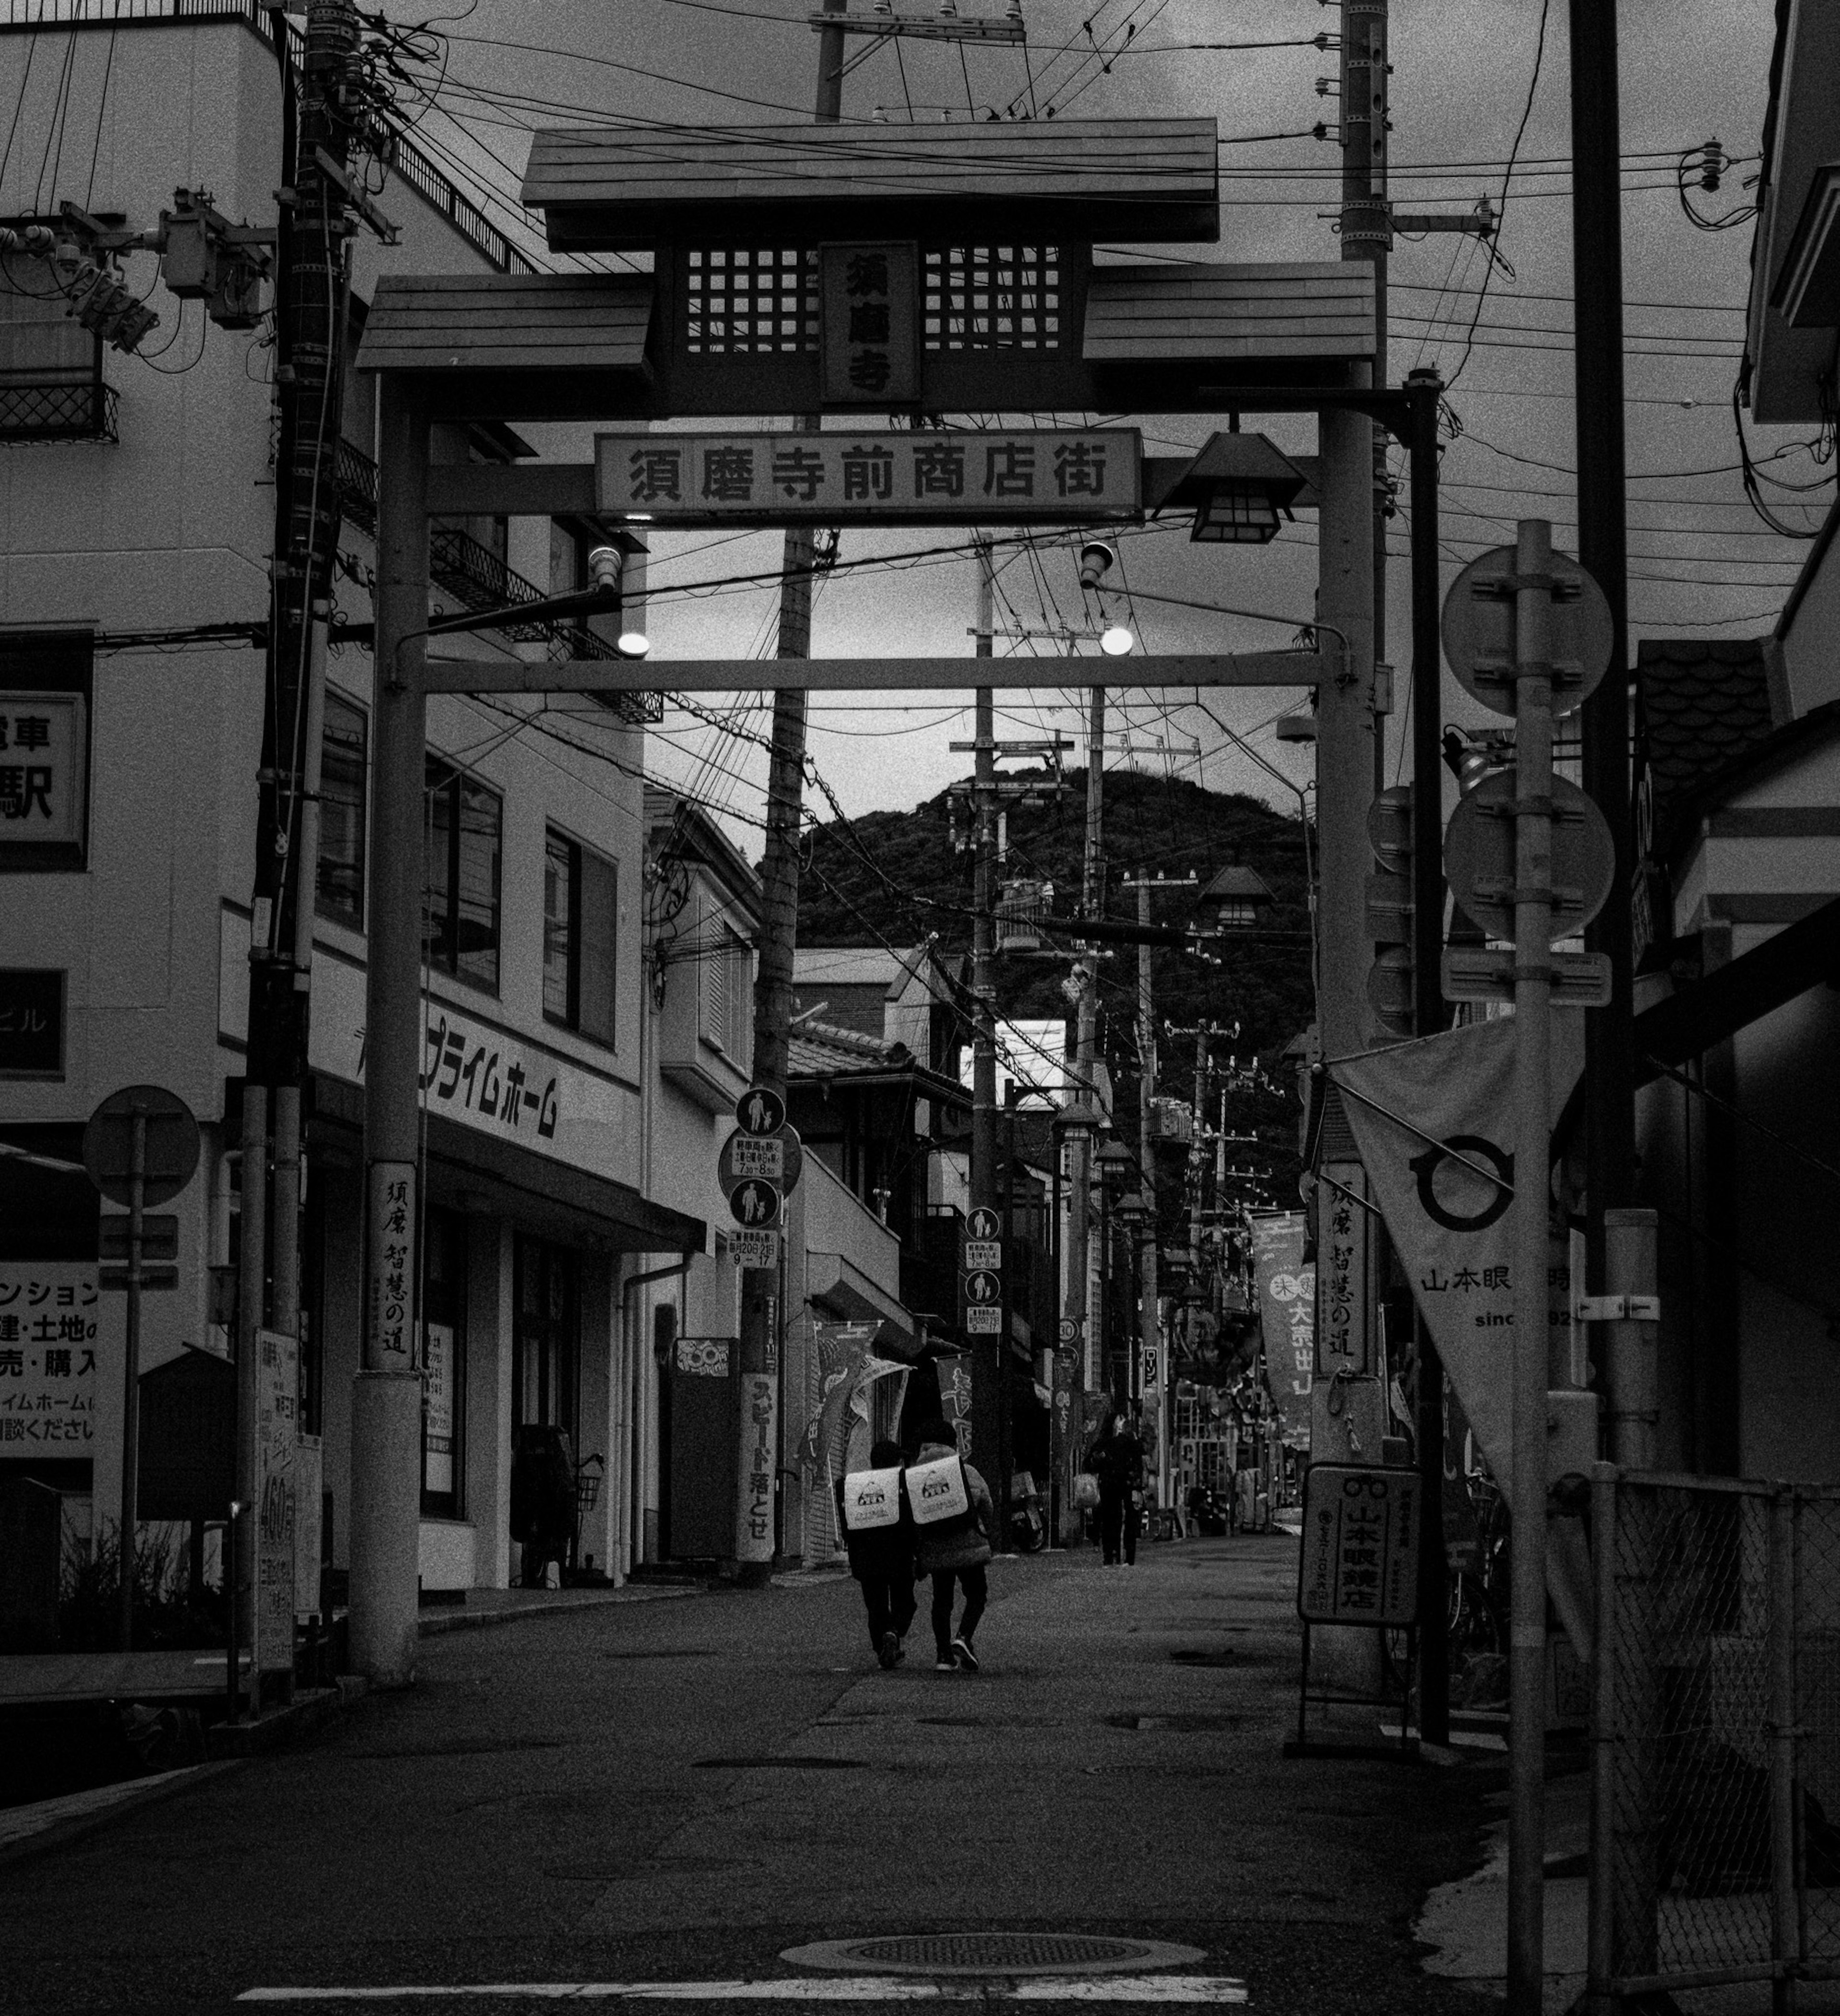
[787,1017,908,1077]
[1636,639,1782,858]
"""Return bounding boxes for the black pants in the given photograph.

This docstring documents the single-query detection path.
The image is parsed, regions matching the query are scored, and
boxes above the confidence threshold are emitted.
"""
[859,1572,917,1652]
[931,1565,987,1658]
[1098,1487,1141,1565]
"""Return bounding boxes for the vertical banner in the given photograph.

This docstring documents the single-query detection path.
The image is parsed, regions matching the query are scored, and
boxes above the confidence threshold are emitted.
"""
[423,1322,454,1495]
[942,1358,973,1457]
[366,1161,416,1363]
[1315,1166,1371,1375]
[255,1328,298,1673]
[1251,1212,1315,1451]
[737,1371,776,1566]
[295,1431,323,1618]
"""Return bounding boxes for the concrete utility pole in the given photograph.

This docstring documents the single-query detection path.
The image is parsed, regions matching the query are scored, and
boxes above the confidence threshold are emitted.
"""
[1569,0,1635,1347]
[242,0,359,1679]
[732,0,846,1578]
[969,538,1001,1496]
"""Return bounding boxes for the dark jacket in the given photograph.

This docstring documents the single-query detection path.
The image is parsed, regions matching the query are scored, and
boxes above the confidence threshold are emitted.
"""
[910,1440,994,1574]
[1093,1430,1145,1496]
[836,1456,915,1583]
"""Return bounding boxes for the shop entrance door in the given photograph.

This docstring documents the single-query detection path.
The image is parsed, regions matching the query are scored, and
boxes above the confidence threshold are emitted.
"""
[512,1236,578,1444]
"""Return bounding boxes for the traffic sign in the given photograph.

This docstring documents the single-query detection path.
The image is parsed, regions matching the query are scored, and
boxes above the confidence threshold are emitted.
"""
[1058,1317,1081,1343]
[728,1178,781,1228]
[965,1306,1002,1335]
[1441,543,1613,720]
[1441,945,1613,1008]
[100,1262,179,1293]
[963,1269,1001,1305]
[99,1214,178,1261]
[735,1086,786,1137]
[718,1124,804,1195]
[82,1085,200,1207]
[1443,772,1616,943]
[733,1227,780,1270]
[966,1206,1000,1241]
[963,1238,1002,1271]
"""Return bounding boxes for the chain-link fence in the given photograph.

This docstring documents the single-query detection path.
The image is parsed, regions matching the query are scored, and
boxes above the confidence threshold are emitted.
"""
[1590,1467,1840,2005]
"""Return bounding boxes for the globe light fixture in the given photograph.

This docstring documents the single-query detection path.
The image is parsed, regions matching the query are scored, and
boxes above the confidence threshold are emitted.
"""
[1099,624,1135,656]
[617,630,651,659]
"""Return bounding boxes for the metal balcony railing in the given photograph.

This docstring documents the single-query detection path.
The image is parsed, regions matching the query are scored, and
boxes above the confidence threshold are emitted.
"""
[0,377,118,444]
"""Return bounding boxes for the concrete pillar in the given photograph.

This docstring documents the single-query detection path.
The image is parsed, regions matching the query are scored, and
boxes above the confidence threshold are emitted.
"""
[347,1371,421,1683]
[464,1216,511,1589]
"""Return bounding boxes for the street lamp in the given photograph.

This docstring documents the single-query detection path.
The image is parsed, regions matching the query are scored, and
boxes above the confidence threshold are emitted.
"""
[1159,433,1308,546]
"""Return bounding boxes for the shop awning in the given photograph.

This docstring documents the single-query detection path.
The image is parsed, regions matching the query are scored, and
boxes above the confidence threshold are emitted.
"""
[807,1249,916,1341]
[308,1074,705,1257]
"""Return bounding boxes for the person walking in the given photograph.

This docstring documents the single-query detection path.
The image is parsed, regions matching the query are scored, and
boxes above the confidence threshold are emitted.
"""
[836,1437,918,1669]
[909,1422,994,1672]
[1092,1410,1147,1566]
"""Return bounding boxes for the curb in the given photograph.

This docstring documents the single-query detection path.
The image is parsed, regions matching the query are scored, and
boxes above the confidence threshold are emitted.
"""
[206,1675,367,1759]
[416,1583,704,1638]
[0,1759,241,1867]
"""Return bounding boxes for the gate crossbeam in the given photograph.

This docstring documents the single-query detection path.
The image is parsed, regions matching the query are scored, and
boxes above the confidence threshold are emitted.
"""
[420,651,1330,695]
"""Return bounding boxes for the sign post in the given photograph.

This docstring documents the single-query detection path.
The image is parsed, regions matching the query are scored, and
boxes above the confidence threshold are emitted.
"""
[81,1085,200,1652]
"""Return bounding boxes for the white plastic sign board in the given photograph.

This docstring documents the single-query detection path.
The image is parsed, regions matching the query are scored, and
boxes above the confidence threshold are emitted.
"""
[1297,1463,1420,1628]
[841,1466,903,1531]
[733,1227,780,1270]
[965,1306,1001,1335]
[907,1453,970,1525]
[963,1239,1001,1271]
[728,1136,783,1182]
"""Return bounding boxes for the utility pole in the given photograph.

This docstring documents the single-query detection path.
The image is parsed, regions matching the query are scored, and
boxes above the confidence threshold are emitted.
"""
[242,0,359,1680]
[1569,0,1634,1348]
[735,0,847,1580]
[969,538,1001,1498]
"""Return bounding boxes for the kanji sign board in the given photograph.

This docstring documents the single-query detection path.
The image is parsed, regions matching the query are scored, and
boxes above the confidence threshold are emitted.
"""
[0,1261,99,1455]
[0,692,85,853]
[1297,1463,1420,1627]
[599,428,1139,527]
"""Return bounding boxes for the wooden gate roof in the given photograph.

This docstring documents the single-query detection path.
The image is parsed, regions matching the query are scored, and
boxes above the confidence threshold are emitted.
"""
[520,118,1220,250]
[1084,262,1375,362]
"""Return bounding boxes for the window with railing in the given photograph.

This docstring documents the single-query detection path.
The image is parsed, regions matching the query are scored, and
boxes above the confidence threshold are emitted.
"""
[0,250,113,443]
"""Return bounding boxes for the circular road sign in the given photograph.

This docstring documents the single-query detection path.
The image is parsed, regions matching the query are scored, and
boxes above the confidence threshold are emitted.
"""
[1058,1317,1081,1343]
[728,1178,782,1229]
[1441,543,1613,720]
[718,1123,805,1197]
[963,1269,1001,1305]
[82,1085,201,1208]
[966,1206,1000,1242]
[1443,771,1617,944]
[735,1086,786,1138]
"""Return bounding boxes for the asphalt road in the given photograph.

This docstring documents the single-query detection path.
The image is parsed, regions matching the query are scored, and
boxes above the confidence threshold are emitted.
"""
[0,1535,1499,2015]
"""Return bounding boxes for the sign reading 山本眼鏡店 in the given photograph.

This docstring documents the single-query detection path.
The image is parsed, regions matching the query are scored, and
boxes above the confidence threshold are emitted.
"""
[0,692,86,866]
[598,429,1140,526]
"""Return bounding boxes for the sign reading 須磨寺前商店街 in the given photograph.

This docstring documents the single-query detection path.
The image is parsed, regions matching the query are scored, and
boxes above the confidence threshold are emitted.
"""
[598,430,1140,526]
[0,1261,99,1457]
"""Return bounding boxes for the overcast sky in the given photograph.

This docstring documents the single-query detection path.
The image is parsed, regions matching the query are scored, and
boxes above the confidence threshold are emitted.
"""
[394,0,1815,843]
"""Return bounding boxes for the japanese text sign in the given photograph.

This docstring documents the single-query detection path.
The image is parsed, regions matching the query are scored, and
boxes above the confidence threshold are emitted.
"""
[1315,1165,1370,1376]
[255,1327,298,1673]
[1250,1212,1314,1452]
[1298,1463,1420,1627]
[738,1370,776,1562]
[598,428,1140,526]
[0,691,84,854]
[0,968,63,1077]
[820,241,917,406]
[367,1161,416,1362]
[0,1260,99,1455]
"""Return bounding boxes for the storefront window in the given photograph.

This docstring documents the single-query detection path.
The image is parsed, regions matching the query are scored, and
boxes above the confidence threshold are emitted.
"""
[513,1235,578,1442]
[422,1208,467,1518]
[425,758,502,992]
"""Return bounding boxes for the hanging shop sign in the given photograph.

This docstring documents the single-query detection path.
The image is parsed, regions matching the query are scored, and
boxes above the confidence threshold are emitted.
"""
[598,428,1140,526]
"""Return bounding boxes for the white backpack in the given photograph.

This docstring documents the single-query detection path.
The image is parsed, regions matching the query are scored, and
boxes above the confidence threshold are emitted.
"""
[841,1466,902,1531]
[907,1453,971,1526]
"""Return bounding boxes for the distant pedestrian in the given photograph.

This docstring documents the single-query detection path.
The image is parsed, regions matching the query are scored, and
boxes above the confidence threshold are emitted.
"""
[1091,1411,1147,1566]
[908,1422,994,1672]
[836,1438,918,1670]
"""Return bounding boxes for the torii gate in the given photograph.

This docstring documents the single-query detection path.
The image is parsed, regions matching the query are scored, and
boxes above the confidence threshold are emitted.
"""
[346,115,1443,1681]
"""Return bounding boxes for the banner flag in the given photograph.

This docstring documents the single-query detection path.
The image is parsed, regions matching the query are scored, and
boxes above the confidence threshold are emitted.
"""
[1328,1016,1578,1494]
[804,1319,880,1469]
[1250,1211,1315,1451]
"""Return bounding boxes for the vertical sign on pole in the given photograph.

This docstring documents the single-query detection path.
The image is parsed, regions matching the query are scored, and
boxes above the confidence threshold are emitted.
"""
[255,1327,298,1676]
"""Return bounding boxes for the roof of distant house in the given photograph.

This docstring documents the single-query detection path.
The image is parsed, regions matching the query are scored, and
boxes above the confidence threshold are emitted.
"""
[793,944,940,997]
[787,1014,965,1102]
[1636,638,1784,860]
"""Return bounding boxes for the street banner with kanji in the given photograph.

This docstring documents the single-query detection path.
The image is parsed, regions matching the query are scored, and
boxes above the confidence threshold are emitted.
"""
[598,428,1140,526]
[1250,1213,1314,1451]
[0,1260,99,1456]
[1328,1017,1578,1494]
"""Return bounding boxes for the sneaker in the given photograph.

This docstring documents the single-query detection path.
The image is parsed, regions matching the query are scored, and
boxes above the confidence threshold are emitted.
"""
[951,1637,979,1673]
[896,1643,908,1664]
[877,1630,899,1670]
[934,1657,957,1672]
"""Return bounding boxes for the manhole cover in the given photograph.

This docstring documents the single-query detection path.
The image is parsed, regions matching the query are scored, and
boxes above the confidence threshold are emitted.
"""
[782,1934,1206,1976]
[693,1756,865,1771]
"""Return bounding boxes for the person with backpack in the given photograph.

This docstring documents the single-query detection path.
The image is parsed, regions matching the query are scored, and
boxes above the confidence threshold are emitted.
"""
[835,1437,918,1669]
[908,1422,994,1672]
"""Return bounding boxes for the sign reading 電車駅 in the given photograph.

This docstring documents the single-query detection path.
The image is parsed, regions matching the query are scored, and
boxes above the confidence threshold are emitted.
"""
[598,429,1140,526]
[0,692,86,862]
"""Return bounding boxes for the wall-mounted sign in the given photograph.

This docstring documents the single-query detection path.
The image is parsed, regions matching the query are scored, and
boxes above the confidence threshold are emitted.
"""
[677,1337,732,1377]
[0,1261,99,1456]
[598,428,1140,526]
[0,692,86,867]
[732,1227,779,1270]
[820,241,918,406]
[0,968,63,1077]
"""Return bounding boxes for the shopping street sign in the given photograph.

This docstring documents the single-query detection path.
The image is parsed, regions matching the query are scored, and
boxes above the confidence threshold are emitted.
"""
[598,428,1140,527]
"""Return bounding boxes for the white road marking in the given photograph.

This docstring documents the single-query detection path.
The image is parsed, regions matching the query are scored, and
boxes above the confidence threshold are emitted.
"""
[238,1976,1249,2005]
